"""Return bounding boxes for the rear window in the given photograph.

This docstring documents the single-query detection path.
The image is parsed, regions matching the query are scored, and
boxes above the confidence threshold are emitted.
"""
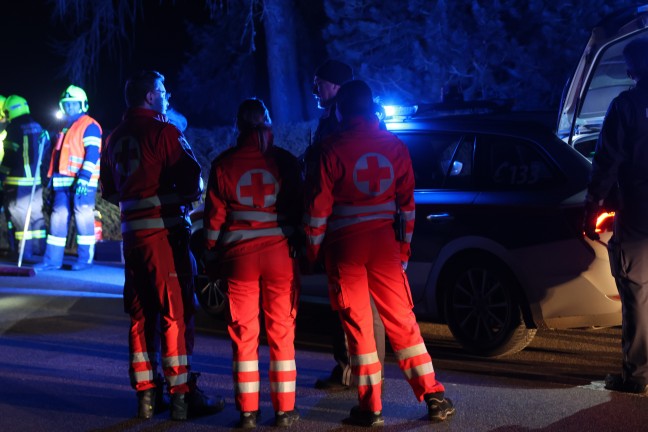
[476,134,560,189]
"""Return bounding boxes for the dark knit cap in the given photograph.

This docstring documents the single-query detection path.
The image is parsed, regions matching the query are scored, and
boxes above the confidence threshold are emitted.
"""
[314,60,354,85]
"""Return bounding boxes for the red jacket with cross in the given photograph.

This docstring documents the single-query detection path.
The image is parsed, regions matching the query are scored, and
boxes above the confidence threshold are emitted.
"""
[304,116,415,263]
[203,128,302,258]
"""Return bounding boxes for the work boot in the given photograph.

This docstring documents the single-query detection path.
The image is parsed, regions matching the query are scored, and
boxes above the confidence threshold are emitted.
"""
[137,389,156,419]
[274,408,300,427]
[424,392,456,422]
[314,365,351,391]
[170,393,188,421]
[605,373,648,394]
[237,410,260,429]
[136,375,170,419]
[186,372,225,417]
[347,405,384,427]
[70,262,92,271]
[33,263,62,272]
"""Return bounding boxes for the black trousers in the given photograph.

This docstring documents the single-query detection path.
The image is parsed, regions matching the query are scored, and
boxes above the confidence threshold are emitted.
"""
[609,238,648,385]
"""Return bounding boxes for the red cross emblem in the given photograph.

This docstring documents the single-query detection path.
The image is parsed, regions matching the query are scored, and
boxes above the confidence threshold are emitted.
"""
[112,136,141,177]
[354,152,393,196]
[237,169,278,208]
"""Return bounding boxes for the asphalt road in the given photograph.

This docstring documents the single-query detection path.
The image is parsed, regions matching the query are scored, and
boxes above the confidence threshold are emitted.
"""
[0,258,646,431]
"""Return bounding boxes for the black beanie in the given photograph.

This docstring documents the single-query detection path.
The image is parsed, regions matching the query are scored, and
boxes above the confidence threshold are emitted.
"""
[314,60,354,85]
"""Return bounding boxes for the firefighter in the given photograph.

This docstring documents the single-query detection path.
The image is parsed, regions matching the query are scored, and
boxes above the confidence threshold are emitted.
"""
[36,85,101,271]
[203,98,302,428]
[303,80,455,426]
[0,95,49,262]
[101,70,224,420]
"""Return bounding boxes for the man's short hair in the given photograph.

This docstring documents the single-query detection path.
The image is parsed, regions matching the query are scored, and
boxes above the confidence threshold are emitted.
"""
[314,60,353,86]
[336,80,375,120]
[623,37,648,81]
[124,70,164,108]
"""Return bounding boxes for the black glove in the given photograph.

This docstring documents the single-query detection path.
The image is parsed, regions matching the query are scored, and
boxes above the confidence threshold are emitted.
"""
[583,199,600,241]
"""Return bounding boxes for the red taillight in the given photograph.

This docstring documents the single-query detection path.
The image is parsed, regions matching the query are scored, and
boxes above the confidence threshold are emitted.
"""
[595,211,615,233]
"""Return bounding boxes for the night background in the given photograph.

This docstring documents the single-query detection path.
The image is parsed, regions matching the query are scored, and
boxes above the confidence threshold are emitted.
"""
[3,0,639,131]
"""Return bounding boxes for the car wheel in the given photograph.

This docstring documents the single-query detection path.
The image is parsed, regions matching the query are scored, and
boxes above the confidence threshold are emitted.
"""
[442,257,536,357]
[190,228,228,318]
[194,275,228,317]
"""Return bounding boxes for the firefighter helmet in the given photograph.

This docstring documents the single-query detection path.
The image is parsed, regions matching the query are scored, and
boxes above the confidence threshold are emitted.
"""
[59,85,89,113]
[4,95,30,121]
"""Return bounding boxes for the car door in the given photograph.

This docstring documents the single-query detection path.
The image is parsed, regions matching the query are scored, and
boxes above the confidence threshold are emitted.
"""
[558,4,648,156]
[394,130,479,315]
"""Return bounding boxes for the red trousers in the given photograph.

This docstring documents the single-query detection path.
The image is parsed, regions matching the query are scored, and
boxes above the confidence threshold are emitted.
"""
[123,231,195,394]
[324,227,444,412]
[223,241,298,413]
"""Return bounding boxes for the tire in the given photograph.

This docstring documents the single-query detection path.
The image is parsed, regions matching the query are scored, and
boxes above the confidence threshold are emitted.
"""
[190,228,228,318]
[194,275,228,317]
[442,257,536,357]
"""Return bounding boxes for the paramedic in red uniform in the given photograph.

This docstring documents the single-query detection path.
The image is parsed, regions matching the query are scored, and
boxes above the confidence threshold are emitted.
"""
[203,98,302,428]
[101,70,223,421]
[303,80,456,426]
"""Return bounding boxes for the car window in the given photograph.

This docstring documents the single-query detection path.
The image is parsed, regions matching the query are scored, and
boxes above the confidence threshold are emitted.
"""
[396,132,465,189]
[477,134,558,189]
[441,136,474,189]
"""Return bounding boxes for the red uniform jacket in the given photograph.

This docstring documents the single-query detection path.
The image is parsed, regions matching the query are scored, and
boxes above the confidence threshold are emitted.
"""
[203,128,302,259]
[304,116,415,263]
[100,107,202,248]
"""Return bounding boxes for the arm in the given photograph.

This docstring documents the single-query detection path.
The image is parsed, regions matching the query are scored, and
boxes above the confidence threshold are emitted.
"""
[303,146,336,263]
[394,140,416,264]
[203,161,227,251]
[75,122,102,196]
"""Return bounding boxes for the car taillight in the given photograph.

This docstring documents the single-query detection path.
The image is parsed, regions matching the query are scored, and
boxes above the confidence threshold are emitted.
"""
[595,211,615,234]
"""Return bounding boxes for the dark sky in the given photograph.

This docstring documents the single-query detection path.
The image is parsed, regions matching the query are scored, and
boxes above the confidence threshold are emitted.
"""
[3,1,207,132]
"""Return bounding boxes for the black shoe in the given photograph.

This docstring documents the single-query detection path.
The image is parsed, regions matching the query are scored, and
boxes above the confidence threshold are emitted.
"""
[425,392,455,422]
[275,408,300,427]
[186,372,225,417]
[70,262,92,271]
[237,410,260,429]
[314,365,350,391]
[33,263,61,272]
[347,405,384,427]
[170,393,188,421]
[605,373,648,394]
[137,389,156,419]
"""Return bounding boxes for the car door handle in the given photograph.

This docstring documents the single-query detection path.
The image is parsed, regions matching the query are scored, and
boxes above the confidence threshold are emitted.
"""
[426,213,453,222]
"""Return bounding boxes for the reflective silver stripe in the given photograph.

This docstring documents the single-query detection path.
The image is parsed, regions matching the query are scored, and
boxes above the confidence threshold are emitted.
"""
[233,360,259,373]
[70,155,84,165]
[350,352,379,366]
[304,214,327,228]
[52,177,75,187]
[309,234,324,245]
[206,229,220,241]
[119,194,182,212]
[394,343,428,361]
[402,210,415,220]
[163,355,189,368]
[229,211,283,222]
[332,202,396,216]
[3,176,41,186]
[77,235,96,246]
[221,227,293,244]
[121,216,184,232]
[81,161,96,172]
[404,232,413,243]
[403,362,434,380]
[328,213,394,232]
[357,371,383,386]
[270,360,296,372]
[166,373,188,387]
[270,381,296,393]
[134,370,154,383]
[83,136,101,147]
[131,352,151,363]
[46,235,67,247]
[236,381,260,393]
